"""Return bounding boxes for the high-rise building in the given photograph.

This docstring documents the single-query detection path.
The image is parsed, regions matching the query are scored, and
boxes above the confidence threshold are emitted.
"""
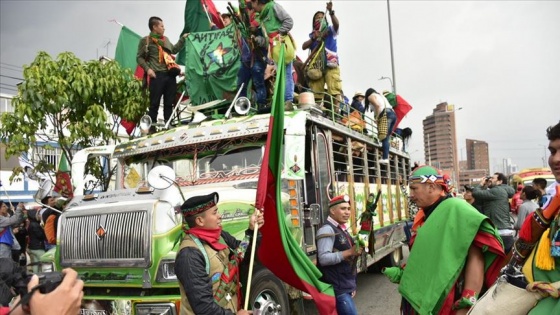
[423,102,459,184]
[466,139,489,171]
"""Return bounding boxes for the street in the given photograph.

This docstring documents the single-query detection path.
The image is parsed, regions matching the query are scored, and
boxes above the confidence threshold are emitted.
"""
[301,246,409,314]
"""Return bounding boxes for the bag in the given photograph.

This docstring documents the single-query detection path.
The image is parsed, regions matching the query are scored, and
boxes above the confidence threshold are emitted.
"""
[467,276,540,315]
[305,42,325,81]
[383,91,398,108]
[271,33,296,65]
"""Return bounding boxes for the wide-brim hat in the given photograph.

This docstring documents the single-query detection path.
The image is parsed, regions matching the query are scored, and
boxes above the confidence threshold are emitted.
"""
[180,192,219,217]
[353,91,365,99]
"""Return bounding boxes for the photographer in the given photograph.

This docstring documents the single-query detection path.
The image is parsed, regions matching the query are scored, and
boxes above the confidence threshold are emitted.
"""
[1,260,83,315]
[0,201,24,259]
[471,173,515,253]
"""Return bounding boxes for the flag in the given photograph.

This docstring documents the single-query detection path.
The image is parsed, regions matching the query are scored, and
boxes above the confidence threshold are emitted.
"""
[256,45,337,315]
[183,25,240,105]
[177,0,223,65]
[53,153,73,199]
[393,95,413,131]
[115,25,143,135]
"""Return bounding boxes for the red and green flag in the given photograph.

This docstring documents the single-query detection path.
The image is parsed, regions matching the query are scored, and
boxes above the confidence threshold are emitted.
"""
[256,45,337,315]
[176,0,223,65]
[114,25,142,135]
[53,153,73,199]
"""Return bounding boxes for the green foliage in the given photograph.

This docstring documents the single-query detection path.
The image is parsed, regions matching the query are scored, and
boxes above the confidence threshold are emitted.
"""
[0,51,147,190]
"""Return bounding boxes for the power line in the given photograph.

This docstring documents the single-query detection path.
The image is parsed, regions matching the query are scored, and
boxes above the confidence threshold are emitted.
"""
[0,62,23,70]
[0,74,23,81]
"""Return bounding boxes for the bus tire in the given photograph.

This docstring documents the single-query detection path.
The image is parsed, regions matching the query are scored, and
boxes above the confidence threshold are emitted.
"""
[250,268,290,315]
[374,246,403,270]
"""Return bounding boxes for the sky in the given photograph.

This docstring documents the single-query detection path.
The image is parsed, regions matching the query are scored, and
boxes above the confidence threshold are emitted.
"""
[1,0,559,172]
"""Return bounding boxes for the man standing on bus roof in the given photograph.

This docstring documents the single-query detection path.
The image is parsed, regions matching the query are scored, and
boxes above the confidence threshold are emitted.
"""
[302,1,343,116]
[137,16,187,132]
[174,192,263,315]
[383,165,504,315]
[316,195,362,315]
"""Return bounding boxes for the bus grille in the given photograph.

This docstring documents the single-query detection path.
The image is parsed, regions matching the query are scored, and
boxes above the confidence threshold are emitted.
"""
[60,210,151,268]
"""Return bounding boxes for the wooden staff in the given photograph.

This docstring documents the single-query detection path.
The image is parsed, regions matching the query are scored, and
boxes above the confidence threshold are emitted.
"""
[244,209,261,310]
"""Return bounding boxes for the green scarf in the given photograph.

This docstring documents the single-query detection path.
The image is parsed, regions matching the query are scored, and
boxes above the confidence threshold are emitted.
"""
[258,1,282,35]
[149,32,166,47]
[399,198,502,314]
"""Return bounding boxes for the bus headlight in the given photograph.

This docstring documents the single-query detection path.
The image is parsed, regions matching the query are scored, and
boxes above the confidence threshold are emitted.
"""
[135,302,176,315]
[156,259,177,282]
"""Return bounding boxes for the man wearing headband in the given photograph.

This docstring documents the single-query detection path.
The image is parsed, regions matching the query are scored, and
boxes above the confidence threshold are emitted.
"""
[174,192,263,315]
[0,201,24,259]
[386,165,504,315]
[316,194,361,315]
[302,1,343,116]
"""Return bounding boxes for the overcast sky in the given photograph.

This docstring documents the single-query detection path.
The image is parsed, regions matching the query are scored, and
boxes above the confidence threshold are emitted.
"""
[1,0,559,172]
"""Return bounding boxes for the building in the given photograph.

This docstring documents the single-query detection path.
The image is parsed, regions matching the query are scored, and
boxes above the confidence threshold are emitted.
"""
[423,102,459,185]
[466,139,490,171]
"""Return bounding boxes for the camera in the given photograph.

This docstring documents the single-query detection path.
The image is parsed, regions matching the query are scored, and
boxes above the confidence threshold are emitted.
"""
[1,258,64,307]
[485,176,492,181]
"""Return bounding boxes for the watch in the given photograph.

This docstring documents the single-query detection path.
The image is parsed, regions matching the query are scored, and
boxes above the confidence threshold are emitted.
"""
[329,10,335,15]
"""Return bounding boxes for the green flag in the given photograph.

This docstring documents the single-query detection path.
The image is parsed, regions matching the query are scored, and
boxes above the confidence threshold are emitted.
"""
[115,26,141,72]
[176,0,215,65]
[184,25,240,105]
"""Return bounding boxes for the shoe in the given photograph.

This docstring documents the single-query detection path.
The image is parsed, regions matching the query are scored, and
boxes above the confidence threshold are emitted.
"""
[257,106,271,114]
[379,159,389,164]
[284,101,294,111]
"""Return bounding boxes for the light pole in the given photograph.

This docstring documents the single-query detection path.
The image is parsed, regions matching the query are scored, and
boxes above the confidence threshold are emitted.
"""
[378,76,394,93]
[385,0,397,96]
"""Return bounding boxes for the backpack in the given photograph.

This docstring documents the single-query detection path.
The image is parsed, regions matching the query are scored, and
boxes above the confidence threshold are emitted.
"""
[382,91,398,108]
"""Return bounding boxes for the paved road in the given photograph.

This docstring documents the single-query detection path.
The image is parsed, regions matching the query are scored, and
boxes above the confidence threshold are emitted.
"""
[300,246,409,314]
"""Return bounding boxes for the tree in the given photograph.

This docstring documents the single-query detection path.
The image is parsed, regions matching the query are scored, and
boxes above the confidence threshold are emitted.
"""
[0,51,147,192]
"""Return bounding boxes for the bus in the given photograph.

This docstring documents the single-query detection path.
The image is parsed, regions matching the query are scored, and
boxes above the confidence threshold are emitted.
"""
[509,167,555,188]
[51,106,411,314]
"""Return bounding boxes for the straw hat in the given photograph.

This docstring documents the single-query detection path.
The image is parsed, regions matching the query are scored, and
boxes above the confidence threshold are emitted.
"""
[353,91,365,99]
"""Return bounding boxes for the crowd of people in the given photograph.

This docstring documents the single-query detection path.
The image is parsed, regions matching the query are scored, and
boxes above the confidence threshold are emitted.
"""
[136,0,405,163]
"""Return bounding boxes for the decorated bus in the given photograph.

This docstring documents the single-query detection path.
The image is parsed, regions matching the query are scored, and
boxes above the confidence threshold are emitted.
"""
[49,105,411,314]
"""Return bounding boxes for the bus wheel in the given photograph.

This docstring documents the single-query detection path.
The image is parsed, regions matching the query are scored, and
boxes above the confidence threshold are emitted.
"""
[384,246,403,267]
[250,268,290,315]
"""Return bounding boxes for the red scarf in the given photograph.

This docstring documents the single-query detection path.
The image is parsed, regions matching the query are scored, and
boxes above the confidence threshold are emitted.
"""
[184,227,227,251]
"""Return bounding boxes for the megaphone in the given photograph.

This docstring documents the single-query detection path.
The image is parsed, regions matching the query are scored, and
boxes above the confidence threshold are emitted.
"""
[139,115,152,134]
[233,97,251,116]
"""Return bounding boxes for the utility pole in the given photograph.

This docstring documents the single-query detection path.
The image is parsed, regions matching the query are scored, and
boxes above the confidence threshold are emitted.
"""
[386,0,397,96]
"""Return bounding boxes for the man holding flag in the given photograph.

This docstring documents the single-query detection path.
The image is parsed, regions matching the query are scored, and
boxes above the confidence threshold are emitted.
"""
[255,36,337,314]
[174,192,263,315]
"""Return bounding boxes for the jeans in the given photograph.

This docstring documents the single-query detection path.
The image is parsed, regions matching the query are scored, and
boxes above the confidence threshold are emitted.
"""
[149,72,177,123]
[237,59,267,107]
[0,243,11,258]
[382,109,397,159]
[336,292,358,315]
[284,62,294,102]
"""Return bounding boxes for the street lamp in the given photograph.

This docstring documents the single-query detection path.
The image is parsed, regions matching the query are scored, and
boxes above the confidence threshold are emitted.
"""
[539,144,548,167]
[378,76,394,93]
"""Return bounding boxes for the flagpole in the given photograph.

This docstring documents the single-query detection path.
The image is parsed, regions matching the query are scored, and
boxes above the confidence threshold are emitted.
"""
[108,19,124,27]
[244,217,259,310]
